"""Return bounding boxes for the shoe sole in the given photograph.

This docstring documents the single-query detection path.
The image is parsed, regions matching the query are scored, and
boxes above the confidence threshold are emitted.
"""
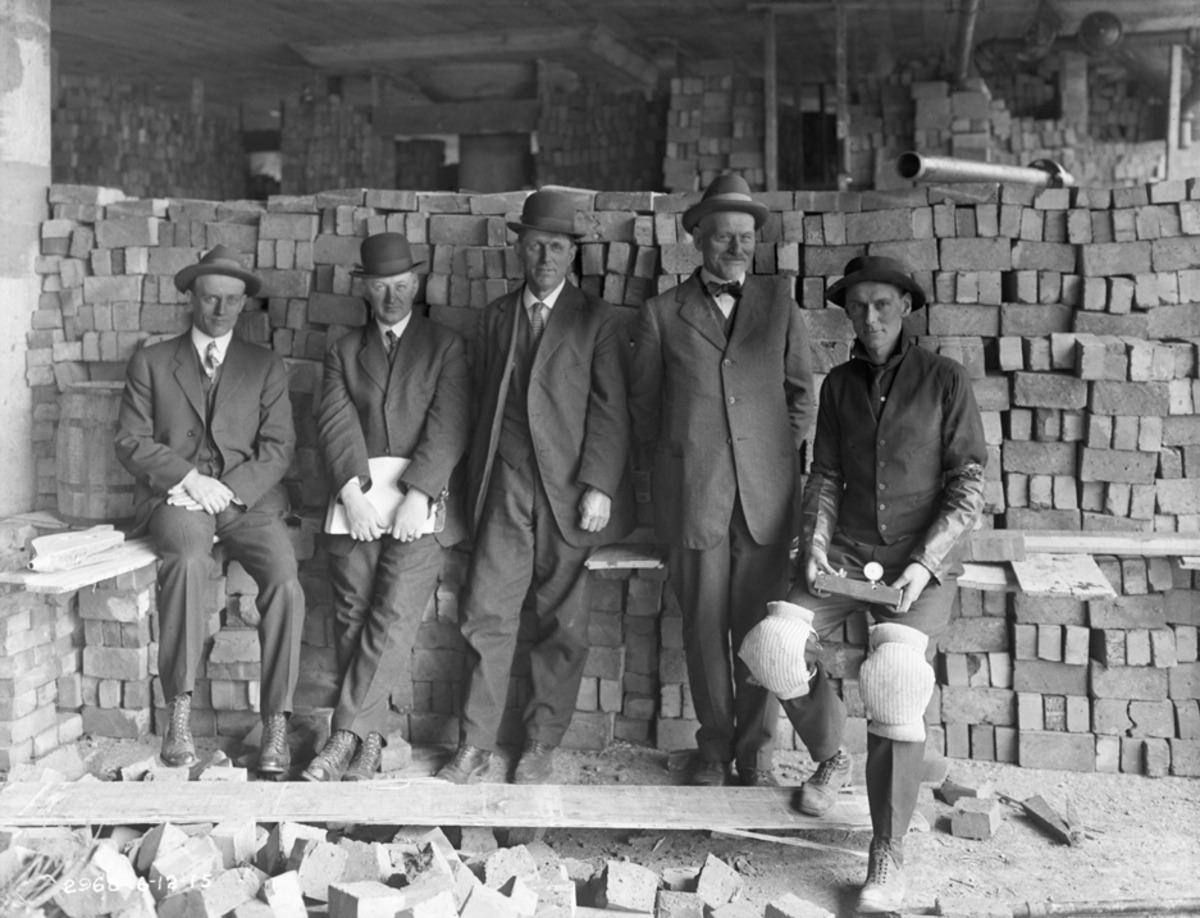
[258,762,290,776]
[856,895,905,914]
[300,768,341,782]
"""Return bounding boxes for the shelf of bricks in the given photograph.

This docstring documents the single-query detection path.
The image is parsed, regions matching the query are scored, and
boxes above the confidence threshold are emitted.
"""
[5,175,1199,778]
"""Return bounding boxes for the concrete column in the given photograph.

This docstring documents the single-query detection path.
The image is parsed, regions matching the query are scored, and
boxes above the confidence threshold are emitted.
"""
[0,0,51,515]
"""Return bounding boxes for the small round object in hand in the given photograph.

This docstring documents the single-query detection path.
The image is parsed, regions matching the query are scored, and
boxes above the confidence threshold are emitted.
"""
[863,561,884,583]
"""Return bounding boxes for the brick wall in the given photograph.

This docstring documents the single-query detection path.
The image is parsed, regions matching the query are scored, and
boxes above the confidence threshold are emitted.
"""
[279,101,397,195]
[13,179,1200,774]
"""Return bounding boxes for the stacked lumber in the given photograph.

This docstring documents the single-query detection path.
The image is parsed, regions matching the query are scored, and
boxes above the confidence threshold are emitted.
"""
[663,60,764,192]
[51,75,245,200]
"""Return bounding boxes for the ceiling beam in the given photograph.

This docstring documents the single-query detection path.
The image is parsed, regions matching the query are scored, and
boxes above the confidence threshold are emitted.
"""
[290,25,657,93]
[374,99,541,137]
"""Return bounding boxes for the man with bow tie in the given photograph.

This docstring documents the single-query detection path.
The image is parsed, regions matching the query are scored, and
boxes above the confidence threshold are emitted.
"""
[629,174,815,787]
[115,246,304,776]
[306,232,470,782]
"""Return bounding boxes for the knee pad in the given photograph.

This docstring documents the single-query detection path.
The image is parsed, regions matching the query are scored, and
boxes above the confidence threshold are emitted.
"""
[738,601,816,701]
[858,622,934,742]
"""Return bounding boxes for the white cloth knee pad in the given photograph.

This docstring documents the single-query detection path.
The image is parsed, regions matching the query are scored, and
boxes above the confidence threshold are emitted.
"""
[738,601,816,701]
[858,622,934,742]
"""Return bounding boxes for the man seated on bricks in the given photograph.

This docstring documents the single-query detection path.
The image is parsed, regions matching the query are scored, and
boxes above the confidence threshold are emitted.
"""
[305,232,470,782]
[114,246,304,777]
[739,255,987,914]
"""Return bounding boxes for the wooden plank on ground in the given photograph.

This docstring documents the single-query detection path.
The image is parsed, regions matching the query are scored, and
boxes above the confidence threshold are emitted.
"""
[1010,553,1116,600]
[0,781,871,831]
[0,538,158,595]
[1021,531,1200,557]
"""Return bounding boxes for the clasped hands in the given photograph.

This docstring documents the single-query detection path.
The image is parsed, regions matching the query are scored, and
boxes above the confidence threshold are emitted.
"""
[805,546,932,614]
[167,469,236,515]
[342,485,432,543]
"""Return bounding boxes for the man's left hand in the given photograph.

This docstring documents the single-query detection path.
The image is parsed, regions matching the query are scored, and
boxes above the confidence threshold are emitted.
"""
[891,562,933,614]
[391,489,431,543]
[578,487,611,532]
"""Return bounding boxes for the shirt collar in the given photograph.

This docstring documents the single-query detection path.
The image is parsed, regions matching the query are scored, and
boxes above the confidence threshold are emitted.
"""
[851,332,912,370]
[700,267,747,288]
[523,279,566,311]
[191,326,233,361]
[375,311,413,342]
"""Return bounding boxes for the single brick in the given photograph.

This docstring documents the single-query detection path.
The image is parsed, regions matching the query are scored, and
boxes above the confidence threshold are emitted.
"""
[599,860,660,912]
[1019,730,1096,771]
[951,796,1002,839]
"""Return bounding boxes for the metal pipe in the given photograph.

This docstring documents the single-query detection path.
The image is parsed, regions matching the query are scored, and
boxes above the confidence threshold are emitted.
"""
[953,0,982,87]
[1013,898,1200,918]
[896,152,1075,187]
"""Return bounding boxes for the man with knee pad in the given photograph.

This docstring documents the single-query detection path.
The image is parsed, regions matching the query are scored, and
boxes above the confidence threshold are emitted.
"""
[741,255,986,913]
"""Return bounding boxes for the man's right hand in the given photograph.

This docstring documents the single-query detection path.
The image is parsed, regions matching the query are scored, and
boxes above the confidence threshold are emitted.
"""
[175,469,235,515]
[341,488,386,542]
[805,546,838,597]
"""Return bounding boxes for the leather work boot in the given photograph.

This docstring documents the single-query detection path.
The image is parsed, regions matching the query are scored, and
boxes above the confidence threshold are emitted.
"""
[343,732,383,782]
[258,713,291,776]
[513,740,556,784]
[857,836,906,913]
[738,767,779,787]
[793,747,852,816]
[160,693,196,767]
[302,729,358,782]
[688,756,730,787]
[435,744,492,784]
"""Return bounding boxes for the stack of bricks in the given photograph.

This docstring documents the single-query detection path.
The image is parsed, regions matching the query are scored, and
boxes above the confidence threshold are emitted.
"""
[663,60,764,192]
[52,75,245,200]
[536,77,665,191]
[280,100,397,195]
[22,176,1200,770]
[911,79,997,164]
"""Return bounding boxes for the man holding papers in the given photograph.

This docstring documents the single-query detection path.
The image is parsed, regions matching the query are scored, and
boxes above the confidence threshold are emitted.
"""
[309,232,470,781]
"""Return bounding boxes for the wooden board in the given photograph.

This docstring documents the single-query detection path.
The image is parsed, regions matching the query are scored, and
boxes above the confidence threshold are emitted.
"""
[1021,531,1200,557]
[959,562,1015,592]
[1010,553,1117,600]
[0,781,871,832]
[1180,557,1200,570]
[585,544,666,570]
[0,538,158,595]
[812,571,902,609]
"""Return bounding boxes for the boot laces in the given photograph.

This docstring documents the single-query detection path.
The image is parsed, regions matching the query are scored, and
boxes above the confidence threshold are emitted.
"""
[868,838,897,885]
[811,748,848,787]
[170,695,192,737]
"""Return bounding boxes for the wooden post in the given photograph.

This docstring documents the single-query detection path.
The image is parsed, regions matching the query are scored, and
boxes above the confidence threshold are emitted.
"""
[835,0,850,190]
[1167,44,1183,180]
[764,8,778,192]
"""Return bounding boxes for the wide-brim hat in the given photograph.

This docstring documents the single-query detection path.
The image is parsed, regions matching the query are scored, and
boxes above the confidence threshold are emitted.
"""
[682,173,769,234]
[174,244,261,296]
[506,190,584,239]
[826,255,927,311]
[351,232,425,277]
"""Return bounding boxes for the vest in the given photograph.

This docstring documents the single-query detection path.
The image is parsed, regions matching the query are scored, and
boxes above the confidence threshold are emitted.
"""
[497,305,538,472]
[196,346,224,479]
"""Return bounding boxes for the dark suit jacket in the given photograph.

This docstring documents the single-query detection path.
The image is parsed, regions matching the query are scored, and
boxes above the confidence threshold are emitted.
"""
[466,282,634,549]
[114,333,295,534]
[629,272,815,550]
[316,315,471,547]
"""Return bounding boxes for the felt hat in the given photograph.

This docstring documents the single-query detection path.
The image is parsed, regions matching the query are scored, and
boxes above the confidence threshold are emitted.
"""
[351,232,425,277]
[506,190,584,238]
[825,255,927,310]
[174,245,262,296]
[681,173,768,234]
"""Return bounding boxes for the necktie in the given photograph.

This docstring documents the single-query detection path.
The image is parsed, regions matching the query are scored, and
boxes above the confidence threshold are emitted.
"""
[204,341,221,378]
[385,329,398,358]
[706,280,743,300]
[529,302,546,343]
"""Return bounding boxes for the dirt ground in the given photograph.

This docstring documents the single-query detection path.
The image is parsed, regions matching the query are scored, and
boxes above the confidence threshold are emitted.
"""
[17,732,1198,916]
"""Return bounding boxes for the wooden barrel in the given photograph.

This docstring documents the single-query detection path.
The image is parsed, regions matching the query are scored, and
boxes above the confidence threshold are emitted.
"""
[56,381,136,525]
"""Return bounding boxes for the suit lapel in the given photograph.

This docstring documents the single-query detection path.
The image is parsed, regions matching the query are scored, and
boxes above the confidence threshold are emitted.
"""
[171,334,207,423]
[388,316,424,388]
[531,283,577,379]
[676,274,726,352]
[357,323,391,392]
[725,276,763,354]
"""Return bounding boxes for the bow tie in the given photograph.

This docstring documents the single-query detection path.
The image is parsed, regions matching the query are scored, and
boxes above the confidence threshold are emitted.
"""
[706,280,743,300]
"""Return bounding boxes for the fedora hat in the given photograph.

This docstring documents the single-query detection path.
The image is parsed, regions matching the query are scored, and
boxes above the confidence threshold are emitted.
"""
[506,190,583,238]
[826,255,927,311]
[174,245,262,296]
[682,173,769,234]
[351,232,425,277]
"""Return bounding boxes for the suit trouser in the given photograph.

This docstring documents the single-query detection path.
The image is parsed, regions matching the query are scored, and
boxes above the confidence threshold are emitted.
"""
[667,497,789,771]
[780,532,956,838]
[150,498,304,716]
[327,533,442,741]
[458,457,592,750]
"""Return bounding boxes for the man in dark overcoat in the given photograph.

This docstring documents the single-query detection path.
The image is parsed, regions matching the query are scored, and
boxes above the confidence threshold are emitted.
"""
[437,190,634,785]
[114,246,303,776]
[307,232,470,782]
[757,255,987,912]
[628,174,815,787]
